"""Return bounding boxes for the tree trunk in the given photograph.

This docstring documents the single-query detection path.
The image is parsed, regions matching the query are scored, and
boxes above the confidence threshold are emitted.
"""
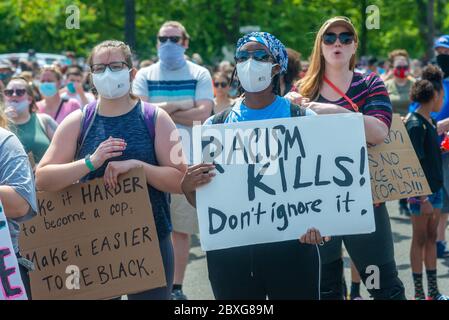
[360,0,367,57]
[426,0,435,61]
[125,0,136,49]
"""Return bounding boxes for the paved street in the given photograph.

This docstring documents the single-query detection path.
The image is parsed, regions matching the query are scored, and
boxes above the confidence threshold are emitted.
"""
[183,201,449,300]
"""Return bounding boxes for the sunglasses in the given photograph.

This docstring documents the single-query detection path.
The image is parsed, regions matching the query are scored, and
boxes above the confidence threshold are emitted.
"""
[214,82,228,88]
[3,88,26,97]
[394,65,409,70]
[235,50,272,63]
[90,61,129,74]
[323,32,354,45]
[158,36,182,43]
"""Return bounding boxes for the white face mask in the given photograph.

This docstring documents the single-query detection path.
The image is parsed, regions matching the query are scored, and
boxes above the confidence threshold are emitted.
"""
[8,100,30,114]
[236,59,277,93]
[92,68,130,99]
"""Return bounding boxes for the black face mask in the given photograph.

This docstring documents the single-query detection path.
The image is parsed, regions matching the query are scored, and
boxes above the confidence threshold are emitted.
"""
[437,54,449,78]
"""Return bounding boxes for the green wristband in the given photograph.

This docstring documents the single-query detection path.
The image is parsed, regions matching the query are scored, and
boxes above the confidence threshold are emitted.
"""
[85,154,96,172]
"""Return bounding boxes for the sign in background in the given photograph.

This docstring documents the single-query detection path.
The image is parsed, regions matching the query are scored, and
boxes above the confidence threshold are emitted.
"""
[20,168,165,300]
[0,200,28,300]
[368,114,431,203]
[194,114,375,251]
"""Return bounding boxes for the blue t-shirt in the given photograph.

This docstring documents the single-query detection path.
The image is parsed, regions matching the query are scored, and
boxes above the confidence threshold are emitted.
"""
[0,128,37,253]
[409,78,449,122]
[204,96,315,124]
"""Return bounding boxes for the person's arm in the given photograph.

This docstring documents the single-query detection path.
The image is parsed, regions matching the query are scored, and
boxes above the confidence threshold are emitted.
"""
[151,99,195,115]
[0,133,37,219]
[170,99,214,126]
[180,163,216,208]
[438,117,449,135]
[102,108,188,193]
[74,82,90,106]
[35,110,126,191]
[0,187,30,218]
[306,102,389,145]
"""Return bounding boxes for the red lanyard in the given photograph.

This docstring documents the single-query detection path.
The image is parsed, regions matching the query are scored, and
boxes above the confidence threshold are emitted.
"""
[323,76,359,113]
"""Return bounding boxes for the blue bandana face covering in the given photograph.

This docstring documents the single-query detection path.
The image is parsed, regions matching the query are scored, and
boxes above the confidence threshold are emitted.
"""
[158,42,187,70]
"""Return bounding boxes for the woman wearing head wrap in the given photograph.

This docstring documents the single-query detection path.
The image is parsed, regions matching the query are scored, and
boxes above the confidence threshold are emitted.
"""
[181,32,322,299]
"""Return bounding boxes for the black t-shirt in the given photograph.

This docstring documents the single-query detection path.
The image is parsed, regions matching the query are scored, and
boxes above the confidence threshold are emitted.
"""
[405,112,443,193]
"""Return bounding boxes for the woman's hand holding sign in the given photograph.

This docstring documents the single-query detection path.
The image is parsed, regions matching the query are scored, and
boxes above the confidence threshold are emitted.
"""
[181,163,216,207]
[299,228,331,245]
[90,136,127,170]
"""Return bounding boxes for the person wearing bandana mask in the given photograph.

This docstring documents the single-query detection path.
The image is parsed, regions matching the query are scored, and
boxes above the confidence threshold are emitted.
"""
[181,32,321,300]
[384,49,415,117]
[384,50,415,217]
[134,21,214,301]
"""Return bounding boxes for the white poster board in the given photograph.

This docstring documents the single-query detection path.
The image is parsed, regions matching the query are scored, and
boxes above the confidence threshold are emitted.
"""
[193,113,375,251]
[0,200,28,300]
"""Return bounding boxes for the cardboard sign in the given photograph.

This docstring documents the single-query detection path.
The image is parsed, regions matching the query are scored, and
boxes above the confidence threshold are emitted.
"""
[368,114,431,203]
[0,200,28,300]
[193,114,375,251]
[20,168,166,300]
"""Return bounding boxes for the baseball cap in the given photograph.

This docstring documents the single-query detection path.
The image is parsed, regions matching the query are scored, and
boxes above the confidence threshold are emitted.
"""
[435,35,449,49]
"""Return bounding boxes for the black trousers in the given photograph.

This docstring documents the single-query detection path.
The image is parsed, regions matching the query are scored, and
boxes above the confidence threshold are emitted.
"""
[206,240,320,300]
[319,203,406,300]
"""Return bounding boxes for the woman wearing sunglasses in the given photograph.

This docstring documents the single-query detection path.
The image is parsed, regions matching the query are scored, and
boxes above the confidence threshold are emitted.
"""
[35,40,186,300]
[213,72,234,114]
[3,77,57,164]
[0,94,37,299]
[287,16,406,300]
[181,32,324,300]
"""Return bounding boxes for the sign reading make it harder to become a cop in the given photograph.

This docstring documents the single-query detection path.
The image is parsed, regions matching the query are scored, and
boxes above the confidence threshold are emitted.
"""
[0,200,28,300]
[20,168,166,300]
[193,113,375,251]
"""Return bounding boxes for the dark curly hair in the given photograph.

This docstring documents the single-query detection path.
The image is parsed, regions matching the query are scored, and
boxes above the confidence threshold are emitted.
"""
[410,65,444,104]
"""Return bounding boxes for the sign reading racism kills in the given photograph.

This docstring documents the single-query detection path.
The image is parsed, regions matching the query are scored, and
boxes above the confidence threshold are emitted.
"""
[20,168,165,300]
[193,114,375,251]
[0,200,28,300]
[368,114,431,203]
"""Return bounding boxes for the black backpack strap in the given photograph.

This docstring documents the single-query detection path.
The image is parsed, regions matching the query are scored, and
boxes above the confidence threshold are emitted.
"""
[290,103,307,117]
[212,100,242,124]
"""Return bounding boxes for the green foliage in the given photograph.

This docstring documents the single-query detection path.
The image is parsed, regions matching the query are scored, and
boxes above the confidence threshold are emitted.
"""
[1,0,448,64]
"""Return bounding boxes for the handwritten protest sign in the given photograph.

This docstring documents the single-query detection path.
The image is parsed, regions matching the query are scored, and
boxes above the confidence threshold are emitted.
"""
[0,200,28,300]
[193,114,375,251]
[20,168,165,300]
[368,114,431,203]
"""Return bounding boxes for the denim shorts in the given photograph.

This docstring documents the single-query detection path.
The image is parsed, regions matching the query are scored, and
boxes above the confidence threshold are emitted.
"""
[409,188,443,215]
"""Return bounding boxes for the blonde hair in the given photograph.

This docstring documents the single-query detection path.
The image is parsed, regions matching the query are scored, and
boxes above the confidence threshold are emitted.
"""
[298,16,358,100]
[40,65,63,82]
[158,21,190,40]
[0,102,8,129]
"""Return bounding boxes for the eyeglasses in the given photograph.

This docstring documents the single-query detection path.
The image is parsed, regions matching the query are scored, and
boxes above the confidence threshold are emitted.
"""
[214,82,228,88]
[323,32,354,45]
[3,88,26,97]
[158,36,182,44]
[234,50,272,63]
[394,65,409,70]
[90,62,129,74]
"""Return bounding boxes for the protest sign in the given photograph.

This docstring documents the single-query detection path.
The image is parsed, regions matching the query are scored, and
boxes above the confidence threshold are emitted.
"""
[0,200,28,300]
[20,168,165,300]
[368,114,431,203]
[193,113,375,251]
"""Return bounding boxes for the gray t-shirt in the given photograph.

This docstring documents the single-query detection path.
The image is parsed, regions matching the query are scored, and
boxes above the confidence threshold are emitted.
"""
[0,127,37,253]
[133,60,214,164]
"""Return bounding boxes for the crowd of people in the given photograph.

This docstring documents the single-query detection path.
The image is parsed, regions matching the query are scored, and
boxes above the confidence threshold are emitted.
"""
[1,16,449,301]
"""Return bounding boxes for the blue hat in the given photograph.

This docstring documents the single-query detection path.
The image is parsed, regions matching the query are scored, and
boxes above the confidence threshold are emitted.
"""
[236,32,288,74]
[435,35,449,49]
